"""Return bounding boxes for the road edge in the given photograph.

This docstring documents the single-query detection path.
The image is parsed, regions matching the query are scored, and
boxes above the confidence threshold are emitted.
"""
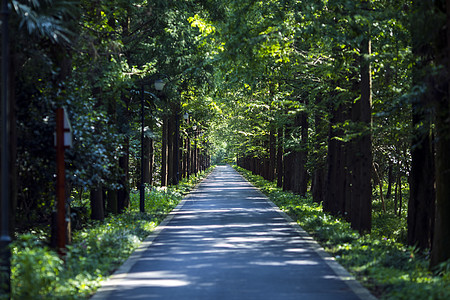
[90,168,216,300]
[234,168,378,300]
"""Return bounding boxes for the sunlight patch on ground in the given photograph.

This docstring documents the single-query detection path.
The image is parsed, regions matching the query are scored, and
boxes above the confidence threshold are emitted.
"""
[249,260,319,266]
[102,271,192,288]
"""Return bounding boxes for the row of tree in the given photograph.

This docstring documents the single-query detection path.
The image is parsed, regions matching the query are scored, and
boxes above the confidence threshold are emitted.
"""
[192,0,449,268]
[1,0,219,239]
[2,0,449,271]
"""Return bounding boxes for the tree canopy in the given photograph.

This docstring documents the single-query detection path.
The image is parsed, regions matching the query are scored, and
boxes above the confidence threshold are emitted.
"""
[1,0,450,296]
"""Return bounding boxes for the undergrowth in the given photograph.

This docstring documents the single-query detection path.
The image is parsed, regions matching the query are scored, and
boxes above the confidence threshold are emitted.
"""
[7,168,213,300]
[234,165,450,300]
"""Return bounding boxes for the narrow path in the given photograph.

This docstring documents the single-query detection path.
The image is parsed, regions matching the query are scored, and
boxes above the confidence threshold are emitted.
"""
[93,165,375,300]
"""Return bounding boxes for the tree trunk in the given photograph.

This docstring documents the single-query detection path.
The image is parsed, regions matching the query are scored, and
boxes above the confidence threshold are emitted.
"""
[117,138,130,213]
[311,98,327,204]
[190,137,195,175]
[161,116,168,186]
[386,162,393,199]
[350,34,373,234]
[149,138,154,186]
[373,163,386,213]
[90,184,104,220]
[167,114,174,185]
[397,175,403,217]
[299,110,309,195]
[431,90,450,268]
[430,0,450,267]
[290,113,308,195]
[186,136,191,176]
[311,168,324,204]
[283,118,294,191]
[276,127,284,188]
[181,137,186,178]
[8,53,18,236]
[407,107,435,249]
[407,0,437,250]
[193,135,198,174]
[106,189,118,214]
[143,136,151,186]
[324,104,348,217]
[268,128,276,182]
[172,111,180,185]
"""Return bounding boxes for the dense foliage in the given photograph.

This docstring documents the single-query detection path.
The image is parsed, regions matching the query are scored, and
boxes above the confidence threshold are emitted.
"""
[8,169,212,299]
[1,0,450,298]
[190,0,450,270]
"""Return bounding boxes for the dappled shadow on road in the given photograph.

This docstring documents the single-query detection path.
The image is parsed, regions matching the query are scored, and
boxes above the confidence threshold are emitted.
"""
[99,166,360,300]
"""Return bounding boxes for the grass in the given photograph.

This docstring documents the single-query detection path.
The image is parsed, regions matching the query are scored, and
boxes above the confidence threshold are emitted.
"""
[7,168,213,300]
[234,165,450,300]
[7,166,449,299]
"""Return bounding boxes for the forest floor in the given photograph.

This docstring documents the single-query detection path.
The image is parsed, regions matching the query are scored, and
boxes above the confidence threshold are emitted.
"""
[92,165,375,300]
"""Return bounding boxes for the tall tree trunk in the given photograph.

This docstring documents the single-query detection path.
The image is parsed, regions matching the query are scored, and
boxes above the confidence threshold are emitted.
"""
[8,53,18,236]
[324,104,348,216]
[161,116,168,186]
[283,122,293,192]
[312,102,326,204]
[181,137,186,178]
[397,175,403,217]
[386,162,393,199]
[291,114,303,194]
[186,135,191,176]
[408,103,435,249]
[106,189,118,214]
[90,184,104,220]
[299,110,309,196]
[289,110,309,196]
[117,138,130,213]
[430,0,450,268]
[190,136,195,175]
[149,138,154,186]
[268,128,276,182]
[276,127,284,188]
[407,0,437,251]
[172,110,180,185]
[193,134,198,174]
[350,34,373,234]
[311,168,324,204]
[431,90,450,268]
[142,136,151,186]
[167,114,174,185]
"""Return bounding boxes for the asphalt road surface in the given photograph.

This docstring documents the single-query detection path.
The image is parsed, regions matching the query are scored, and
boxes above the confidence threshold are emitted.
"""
[92,165,376,300]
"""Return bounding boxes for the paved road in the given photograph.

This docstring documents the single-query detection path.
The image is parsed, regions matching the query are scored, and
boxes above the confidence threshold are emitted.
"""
[93,165,375,300]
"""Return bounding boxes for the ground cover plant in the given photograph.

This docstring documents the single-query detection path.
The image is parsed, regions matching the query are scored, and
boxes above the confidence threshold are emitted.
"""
[7,168,212,300]
[234,166,450,300]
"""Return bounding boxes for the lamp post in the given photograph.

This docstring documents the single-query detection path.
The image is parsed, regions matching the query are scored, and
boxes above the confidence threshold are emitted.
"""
[140,78,165,213]
[0,0,10,295]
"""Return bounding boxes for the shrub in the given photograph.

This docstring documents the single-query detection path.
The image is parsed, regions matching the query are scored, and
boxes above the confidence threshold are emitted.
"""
[9,167,213,299]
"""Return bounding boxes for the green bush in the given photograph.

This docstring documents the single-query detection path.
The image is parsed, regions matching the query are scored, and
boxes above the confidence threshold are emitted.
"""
[9,167,213,299]
[12,235,63,299]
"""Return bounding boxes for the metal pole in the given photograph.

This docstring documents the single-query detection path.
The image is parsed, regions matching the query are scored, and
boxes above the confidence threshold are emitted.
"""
[0,0,11,296]
[139,85,145,213]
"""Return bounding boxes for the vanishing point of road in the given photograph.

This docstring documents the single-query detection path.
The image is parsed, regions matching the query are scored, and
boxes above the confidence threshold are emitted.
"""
[92,165,376,300]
